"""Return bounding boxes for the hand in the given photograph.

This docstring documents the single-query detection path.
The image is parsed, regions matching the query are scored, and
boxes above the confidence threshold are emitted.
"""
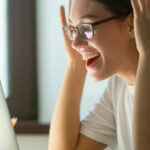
[131,0,150,56]
[59,3,84,63]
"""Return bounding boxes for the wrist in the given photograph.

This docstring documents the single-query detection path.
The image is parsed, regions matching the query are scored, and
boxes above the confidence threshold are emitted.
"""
[65,61,87,77]
[139,52,150,63]
[66,61,86,70]
[139,50,150,59]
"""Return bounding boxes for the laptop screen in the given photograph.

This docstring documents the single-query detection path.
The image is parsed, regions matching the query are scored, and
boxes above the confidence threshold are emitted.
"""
[0,82,19,150]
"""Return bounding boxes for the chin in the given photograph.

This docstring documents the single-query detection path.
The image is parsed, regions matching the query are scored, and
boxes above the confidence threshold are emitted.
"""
[90,74,104,82]
[89,71,113,82]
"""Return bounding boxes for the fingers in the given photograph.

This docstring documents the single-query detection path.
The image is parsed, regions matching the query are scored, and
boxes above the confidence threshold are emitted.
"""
[60,0,72,27]
[131,0,141,17]
[59,5,72,49]
[60,5,67,27]
[145,0,150,10]
[59,5,69,40]
[131,0,150,17]
[68,0,72,18]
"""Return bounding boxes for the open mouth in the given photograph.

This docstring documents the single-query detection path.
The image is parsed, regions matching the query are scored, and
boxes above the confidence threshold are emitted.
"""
[87,54,100,66]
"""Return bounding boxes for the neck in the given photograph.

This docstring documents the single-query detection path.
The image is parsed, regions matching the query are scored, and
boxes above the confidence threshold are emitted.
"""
[117,72,136,85]
[117,49,139,85]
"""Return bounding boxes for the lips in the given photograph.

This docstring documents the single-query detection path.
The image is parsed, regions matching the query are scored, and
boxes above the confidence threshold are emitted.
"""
[87,54,100,66]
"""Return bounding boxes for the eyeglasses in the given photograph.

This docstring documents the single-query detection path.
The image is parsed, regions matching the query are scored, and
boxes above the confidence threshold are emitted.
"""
[63,15,127,41]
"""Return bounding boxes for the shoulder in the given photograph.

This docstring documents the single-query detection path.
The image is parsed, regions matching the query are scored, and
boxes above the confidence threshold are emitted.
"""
[107,75,127,94]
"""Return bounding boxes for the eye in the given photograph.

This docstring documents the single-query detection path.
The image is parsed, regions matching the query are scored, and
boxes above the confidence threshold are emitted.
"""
[78,24,93,39]
[79,24,91,32]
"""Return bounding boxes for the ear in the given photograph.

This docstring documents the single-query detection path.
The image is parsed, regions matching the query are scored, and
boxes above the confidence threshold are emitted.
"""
[127,14,135,39]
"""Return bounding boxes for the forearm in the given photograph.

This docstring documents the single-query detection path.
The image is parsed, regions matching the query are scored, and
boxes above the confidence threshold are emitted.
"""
[49,62,87,150]
[133,54,150,149]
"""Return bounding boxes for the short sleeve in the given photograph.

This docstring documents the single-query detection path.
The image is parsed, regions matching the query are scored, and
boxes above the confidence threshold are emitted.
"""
[80,78,116,146]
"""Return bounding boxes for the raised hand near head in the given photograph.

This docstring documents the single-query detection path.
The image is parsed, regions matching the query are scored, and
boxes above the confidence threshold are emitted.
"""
[59,3,84,63]
[131,0,150,56]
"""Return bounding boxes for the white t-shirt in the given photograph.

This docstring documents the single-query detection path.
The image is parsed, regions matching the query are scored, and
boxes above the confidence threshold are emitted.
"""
[80,75,135,150]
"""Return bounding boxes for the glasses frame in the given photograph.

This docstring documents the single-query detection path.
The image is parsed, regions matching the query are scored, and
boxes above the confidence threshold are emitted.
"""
[63,15,129,41]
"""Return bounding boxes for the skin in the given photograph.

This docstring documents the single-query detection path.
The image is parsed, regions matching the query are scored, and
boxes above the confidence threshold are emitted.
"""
[131,0,150,149]
[49,0,150,149]
[69,0,139,84]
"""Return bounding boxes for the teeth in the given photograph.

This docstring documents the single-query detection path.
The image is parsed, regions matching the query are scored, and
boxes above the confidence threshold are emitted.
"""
[83,53,100,61]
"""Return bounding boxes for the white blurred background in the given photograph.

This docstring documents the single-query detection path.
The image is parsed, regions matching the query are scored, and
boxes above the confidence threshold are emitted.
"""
[0,0,10,98]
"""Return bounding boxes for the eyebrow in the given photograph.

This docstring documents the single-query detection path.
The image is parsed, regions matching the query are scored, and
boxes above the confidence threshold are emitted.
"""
[69,14,101,23]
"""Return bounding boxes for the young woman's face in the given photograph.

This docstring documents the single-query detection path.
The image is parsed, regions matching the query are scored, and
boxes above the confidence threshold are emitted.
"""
[69,0,134,81]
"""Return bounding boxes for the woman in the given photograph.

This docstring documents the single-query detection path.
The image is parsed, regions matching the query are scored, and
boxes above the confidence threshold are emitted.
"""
[49,0,150,150]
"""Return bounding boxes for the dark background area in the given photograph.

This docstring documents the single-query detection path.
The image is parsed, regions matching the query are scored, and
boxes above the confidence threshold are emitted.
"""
[7,0,49,133]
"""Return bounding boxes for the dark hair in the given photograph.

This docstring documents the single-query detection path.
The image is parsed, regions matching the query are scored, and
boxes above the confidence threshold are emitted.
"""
[94,0,133,16]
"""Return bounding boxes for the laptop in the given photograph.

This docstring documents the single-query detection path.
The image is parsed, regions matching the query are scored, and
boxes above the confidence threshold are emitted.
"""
[0,82,19,150]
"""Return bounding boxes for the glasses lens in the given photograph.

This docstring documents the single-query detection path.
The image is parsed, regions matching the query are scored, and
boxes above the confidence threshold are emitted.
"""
[78,24,93,40]
[63,26,74,40]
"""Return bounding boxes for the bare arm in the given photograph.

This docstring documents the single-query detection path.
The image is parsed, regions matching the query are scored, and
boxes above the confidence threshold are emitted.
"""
[131,0,150,149]
[48,62,107,150]
[133,56,150,149]
[48,62,87,150]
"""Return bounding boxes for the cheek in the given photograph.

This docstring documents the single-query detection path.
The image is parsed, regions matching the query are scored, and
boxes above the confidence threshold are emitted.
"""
[90,28,128,69]
[93,25,127,57]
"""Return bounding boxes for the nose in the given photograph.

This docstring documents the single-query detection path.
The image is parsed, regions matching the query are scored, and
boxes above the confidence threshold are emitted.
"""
[71,31,88,52]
